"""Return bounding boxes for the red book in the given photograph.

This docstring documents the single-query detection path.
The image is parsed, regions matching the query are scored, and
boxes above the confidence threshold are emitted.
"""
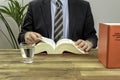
[98,23,120,68]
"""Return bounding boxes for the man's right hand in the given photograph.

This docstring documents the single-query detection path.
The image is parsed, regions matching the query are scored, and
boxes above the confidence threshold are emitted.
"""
[25,32,42,44]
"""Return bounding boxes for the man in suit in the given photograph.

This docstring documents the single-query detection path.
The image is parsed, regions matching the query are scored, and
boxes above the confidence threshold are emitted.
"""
[18,0,98,52]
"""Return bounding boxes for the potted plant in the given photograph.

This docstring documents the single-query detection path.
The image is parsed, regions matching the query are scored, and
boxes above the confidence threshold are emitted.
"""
[0,0,28,48]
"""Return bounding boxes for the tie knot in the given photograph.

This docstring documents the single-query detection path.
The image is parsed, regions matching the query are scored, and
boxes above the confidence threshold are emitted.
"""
[56,0,62,8]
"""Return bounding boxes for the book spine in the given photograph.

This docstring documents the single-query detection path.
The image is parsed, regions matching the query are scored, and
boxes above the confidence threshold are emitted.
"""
[98,23,109,68]
[106,25,110,68]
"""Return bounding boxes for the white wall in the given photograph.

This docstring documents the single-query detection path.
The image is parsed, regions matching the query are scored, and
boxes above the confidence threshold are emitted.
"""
[0,0,31,5]
[0,0,31,49]
[89,0,120,35]
[0,0,120,49]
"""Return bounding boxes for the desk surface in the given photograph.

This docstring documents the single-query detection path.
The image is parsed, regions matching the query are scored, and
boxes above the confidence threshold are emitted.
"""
[0,49,120,80]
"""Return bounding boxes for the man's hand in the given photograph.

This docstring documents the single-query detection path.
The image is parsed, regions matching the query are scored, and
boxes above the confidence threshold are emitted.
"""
[75,39,93,52]
[25,32,42,44]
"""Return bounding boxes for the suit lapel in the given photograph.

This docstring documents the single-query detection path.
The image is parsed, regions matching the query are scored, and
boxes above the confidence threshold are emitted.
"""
[68,0,76,39]
[41,0,52,38]
[41,0,77,39]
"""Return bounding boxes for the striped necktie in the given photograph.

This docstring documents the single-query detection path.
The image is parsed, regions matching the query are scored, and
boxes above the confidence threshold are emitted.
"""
[54,0,63,42]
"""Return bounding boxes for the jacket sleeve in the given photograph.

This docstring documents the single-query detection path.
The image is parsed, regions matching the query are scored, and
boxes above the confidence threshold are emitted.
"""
[83,2,98,48]
[18,2,34,43]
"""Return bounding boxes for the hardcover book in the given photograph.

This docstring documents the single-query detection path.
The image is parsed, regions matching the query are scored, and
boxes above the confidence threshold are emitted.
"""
[98,23,120,68]
[34,37,85,54]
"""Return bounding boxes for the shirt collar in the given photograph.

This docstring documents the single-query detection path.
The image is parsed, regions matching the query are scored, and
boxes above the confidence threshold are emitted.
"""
[51,0,68,6]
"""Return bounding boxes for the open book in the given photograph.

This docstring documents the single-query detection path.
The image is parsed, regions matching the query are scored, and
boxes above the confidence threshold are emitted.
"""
[34,37,85,54]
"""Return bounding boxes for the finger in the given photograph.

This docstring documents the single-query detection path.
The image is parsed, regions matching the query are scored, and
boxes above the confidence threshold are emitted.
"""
[34,32,42,39]
[75,39,83,45]
[28,32,41,44]
[78,41,86,48]
[29,33,38,43]
[29,33,39,42]
[33,32,42,43]
[85,40,93,52]
[34,32,42,41]
[25,36,34,44]
[85,46,91,52]
[25,32,35,44]
[25,39,33,44]
[81,43,88,51]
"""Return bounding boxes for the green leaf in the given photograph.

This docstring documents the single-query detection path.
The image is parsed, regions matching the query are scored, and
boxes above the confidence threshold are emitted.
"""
[0,6,11,14]
[0,0,28,48]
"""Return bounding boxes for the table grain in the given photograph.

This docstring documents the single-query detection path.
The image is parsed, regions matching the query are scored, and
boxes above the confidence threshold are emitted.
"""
[0,49,120,80]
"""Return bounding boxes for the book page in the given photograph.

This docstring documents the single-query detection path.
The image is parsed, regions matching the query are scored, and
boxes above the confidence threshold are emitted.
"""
[56,39,85,54]
[41,37,55,49]
[35,42,55,54]
[56,39,74,47]
[103,23,120,25]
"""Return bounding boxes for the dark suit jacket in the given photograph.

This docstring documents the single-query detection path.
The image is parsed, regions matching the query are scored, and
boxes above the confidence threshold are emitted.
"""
[18,0,98,48]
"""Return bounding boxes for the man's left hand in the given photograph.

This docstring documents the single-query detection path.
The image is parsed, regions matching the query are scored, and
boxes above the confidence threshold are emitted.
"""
[75,39,93,52]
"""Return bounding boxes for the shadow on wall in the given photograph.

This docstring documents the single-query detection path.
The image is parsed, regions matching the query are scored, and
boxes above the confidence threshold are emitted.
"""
[0,0,29,49]
[0,17,19,49]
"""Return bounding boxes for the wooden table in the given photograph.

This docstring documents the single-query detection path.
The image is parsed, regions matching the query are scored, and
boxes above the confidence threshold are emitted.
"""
[0,49,120,80]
